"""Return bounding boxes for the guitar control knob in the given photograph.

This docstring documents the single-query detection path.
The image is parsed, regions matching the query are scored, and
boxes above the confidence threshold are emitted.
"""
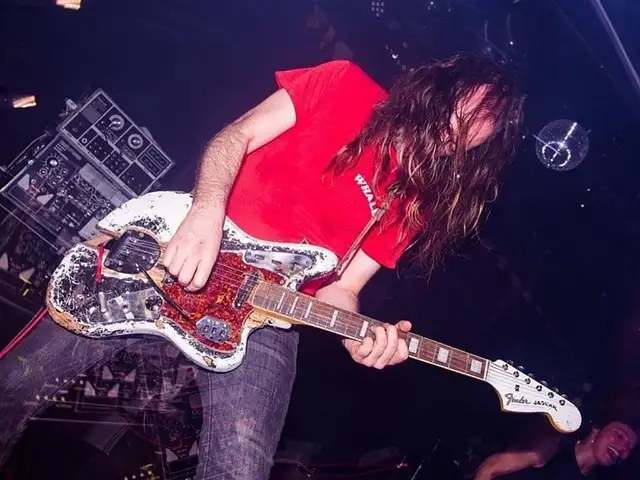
[145,295,163,312]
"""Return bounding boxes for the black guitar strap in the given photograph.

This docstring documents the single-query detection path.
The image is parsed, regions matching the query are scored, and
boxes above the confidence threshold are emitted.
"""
[334,194,393,276]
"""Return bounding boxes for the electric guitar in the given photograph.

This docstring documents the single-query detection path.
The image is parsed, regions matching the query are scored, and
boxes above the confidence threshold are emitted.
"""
[46,191,582,433]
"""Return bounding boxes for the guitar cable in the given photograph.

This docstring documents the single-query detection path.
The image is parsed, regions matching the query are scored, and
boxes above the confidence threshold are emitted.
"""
[0,307,47,361]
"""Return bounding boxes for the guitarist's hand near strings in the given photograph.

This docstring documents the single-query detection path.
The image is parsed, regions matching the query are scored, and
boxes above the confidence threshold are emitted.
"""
[316,253,413,369]
[163,203,224,292]
[343,321,412,369]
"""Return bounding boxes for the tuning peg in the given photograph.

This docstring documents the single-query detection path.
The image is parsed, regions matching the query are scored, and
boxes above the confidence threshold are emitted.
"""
[554,387,559,393]
[517,365,524,371]
[507,360,514,365]
[528,373,535,379]
[541,380,548,387]
[561,393,568,399]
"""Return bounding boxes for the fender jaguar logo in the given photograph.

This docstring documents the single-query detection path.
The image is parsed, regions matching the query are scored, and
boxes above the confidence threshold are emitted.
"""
[533,400,557,411]
[504,393,530,406]
[504,393,558,411]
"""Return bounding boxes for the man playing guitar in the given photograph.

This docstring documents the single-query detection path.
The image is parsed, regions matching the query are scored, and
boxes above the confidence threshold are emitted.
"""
[0,55,524,479]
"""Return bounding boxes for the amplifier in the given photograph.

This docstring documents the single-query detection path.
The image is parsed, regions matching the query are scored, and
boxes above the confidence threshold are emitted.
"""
[1,135,131,244]
[57,89,174,196]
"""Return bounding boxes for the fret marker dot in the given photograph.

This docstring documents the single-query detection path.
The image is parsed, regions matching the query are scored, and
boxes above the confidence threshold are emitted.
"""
[470,359,483,374]
[436,348,449,363]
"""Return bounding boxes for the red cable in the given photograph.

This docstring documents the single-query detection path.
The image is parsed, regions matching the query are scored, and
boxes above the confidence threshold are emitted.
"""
[95,246,105,283]
[0,307,47,360]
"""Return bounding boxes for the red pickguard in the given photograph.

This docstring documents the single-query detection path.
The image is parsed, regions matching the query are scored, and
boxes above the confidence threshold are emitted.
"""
[160,252,284,353]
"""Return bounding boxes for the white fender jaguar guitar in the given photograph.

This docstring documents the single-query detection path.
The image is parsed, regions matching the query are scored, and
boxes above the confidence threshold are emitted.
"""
[46,191,582,433]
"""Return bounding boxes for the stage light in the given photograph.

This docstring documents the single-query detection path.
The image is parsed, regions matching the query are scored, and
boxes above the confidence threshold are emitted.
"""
[2,94,37,109]
[371,0,385,18]
[56,0,81,10]
[12,95,37,109]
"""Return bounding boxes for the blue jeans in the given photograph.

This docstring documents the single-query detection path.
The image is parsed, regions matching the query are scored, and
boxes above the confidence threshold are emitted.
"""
[0,315,298,479]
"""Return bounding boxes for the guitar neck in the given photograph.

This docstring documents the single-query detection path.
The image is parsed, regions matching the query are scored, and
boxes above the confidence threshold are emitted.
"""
[251,281,489,381]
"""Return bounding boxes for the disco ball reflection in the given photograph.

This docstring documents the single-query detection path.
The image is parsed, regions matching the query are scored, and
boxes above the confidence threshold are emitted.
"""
[535,119,589,171]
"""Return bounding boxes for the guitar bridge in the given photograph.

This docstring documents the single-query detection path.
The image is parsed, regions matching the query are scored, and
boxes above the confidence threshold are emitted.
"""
[89,288,163,323]
[195,316,232,343]
[243,250,314,276]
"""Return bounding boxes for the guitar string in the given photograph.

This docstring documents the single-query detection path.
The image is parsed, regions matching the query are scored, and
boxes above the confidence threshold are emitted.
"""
[219,270,573,410]
[196,275,566,407]
[117,241,449,352]
[186,264,482,370]
[109,242,571,408]
[114,244,552,391]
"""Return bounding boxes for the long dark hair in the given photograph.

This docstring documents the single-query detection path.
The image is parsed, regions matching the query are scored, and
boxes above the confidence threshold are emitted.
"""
[328,54,525,272]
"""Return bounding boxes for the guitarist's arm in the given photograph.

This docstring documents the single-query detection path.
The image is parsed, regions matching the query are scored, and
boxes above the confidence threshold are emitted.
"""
[163,89,296,291]
[192,88,296,210]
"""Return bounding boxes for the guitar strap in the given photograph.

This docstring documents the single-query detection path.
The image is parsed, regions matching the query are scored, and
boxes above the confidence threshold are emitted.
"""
[334,194,393,276]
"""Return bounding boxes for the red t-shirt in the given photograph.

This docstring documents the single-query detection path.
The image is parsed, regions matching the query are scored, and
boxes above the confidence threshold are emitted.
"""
[226,60,415,282]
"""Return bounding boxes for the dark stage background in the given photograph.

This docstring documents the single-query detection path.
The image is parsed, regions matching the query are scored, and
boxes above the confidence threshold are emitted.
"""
[0,0,639,478]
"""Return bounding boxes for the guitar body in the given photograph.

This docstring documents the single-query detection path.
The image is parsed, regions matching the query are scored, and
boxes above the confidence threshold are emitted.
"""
[46,191,338,372]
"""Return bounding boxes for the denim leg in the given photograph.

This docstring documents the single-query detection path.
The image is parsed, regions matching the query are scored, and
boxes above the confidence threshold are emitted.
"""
[0,315,133,467]
[1,316,299,479]
[195,327,299,480]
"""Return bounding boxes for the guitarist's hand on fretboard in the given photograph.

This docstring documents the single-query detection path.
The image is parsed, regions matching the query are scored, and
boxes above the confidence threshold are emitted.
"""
[342,320,412,369]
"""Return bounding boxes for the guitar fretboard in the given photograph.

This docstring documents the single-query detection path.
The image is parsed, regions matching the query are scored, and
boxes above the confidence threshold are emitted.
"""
[251,281,488,380]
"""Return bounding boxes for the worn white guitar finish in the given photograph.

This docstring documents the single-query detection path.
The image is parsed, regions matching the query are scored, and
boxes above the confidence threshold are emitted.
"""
[46,191,582,433]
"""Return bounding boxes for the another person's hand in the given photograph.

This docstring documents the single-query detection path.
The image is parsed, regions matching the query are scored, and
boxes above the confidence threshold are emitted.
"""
[163,204,224,291]
[473,457,499,480]
[342,321,412,369]
[473,466,494,480]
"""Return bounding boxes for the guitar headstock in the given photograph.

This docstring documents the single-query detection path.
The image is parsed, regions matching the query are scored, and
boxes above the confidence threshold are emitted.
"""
[486,360,582,434]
